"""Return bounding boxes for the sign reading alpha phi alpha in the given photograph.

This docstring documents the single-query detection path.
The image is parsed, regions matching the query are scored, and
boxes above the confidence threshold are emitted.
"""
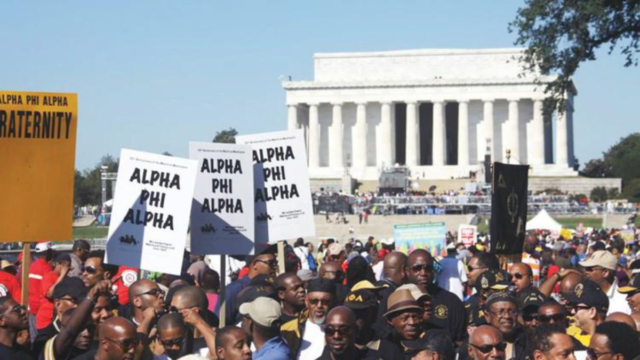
[237,129,315,247]
[105,149,197,275]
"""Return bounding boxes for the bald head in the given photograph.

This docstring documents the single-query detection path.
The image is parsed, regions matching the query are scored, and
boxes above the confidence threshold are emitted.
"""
[98,317,136,340]
[171,285,207,311]
[383,252,408,285]
[157,313,186,331]
[408,249,432,263]
[560,273,583,294]
[606,312,636,330]
[320,262,343,281]
[384,252,408,269]
[630,313,640,332]
[128,279,158,299]
[327,306,356,326]
[470,325,503,346]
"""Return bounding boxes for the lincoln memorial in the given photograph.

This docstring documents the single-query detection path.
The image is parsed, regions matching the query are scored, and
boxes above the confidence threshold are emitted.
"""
[282,48,578,181]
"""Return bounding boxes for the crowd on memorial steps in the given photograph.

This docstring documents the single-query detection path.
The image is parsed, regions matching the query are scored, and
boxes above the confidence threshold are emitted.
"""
[3,225,640,360]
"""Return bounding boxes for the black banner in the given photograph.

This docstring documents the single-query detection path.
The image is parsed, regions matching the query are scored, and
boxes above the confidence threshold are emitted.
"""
[490,162,529,255]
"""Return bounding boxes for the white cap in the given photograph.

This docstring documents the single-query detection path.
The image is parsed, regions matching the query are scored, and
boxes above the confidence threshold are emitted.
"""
[239,297,282,328]
[381,238,395,246]
[35,242,54,253]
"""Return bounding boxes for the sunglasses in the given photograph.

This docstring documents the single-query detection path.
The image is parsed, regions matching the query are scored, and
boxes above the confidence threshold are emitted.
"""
[411,264,434,273]
[136,288,165,297]
[469,342,507,354]
[325,327,352,336]
[587,348,612,359]
[308,298,332,306]
[584,267,604,273]
[58,296,77,304]
[467,265,486,273]
[537,314,566,323]
[522,313,538,322]
[512,273,526,280]
[255,259,278,268]
[160,335,184,347]
[105,337,139,351]
[83,265,99,275]
[0,304,26,317]
[570,305,592,312]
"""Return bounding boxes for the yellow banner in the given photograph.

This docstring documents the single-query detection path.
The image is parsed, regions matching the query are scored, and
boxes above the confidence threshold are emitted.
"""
[0,91,78,242]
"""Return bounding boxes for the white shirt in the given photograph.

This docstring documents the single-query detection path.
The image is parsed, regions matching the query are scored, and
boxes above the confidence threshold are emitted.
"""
[607,280,631,315]
[297,319,325,360]
[294,246,310,270]
[373,261,384,282]
[437,256,468,301]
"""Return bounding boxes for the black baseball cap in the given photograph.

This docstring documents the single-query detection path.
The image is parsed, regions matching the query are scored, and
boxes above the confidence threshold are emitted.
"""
[565,279,609,313]
[52,277,88,302]
[237,285,277,306]
[476,269,510,292]
[618,275,640,294]
[486,291,518,309]
[344,289,377,310]
[307,278,336,295]
[518,287,547,311]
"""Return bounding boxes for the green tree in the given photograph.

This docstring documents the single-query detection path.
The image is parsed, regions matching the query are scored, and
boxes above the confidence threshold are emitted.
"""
[213,128,237,143]
[510,0,640,100]
[590,186,609,202]
[73,155,120,206]
[623,178,640,202]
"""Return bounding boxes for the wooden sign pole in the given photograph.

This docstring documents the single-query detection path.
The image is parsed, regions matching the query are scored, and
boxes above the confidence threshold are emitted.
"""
[20,245,30,307]
[277,241,286,275]
[219,255,227,328]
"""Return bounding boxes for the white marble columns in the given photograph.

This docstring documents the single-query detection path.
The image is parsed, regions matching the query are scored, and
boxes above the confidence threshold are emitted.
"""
[298,97,574,176]
[458,101,469,166]
[378,102,393,167]
[330,103,344,168]
[308,103,320,168]
[405,102,419,166]
[353,103,367,169]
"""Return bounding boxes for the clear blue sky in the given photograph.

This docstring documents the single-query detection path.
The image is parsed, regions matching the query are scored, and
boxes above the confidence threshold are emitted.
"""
[2,1,638,171]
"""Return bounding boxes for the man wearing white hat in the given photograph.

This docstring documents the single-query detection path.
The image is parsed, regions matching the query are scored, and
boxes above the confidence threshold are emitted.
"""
[580,250,630,315]
[437,242,468,301]
[240,297,291,360]
[28,242,55,340]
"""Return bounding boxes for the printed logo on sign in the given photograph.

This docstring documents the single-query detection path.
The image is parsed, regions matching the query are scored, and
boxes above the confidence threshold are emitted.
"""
[122,270,138,287]
[119,235,137,245]
[0,284,7,297]
[201,224,216,233]
[435,305,448,319]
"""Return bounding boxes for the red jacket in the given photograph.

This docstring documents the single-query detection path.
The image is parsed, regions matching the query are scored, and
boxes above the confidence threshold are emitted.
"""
[0,271,22,303]
[29,258,52,314]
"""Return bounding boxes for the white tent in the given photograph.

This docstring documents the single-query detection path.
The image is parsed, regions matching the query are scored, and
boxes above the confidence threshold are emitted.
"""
[526,209,562,231]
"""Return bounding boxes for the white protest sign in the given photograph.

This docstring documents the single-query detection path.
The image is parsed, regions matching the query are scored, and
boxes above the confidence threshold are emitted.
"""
[189,142,255,255]
[105,149,197,275]
[458,224,477,247]
[236,129,315,247]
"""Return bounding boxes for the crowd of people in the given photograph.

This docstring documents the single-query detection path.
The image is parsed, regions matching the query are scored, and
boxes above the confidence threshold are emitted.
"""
[2,227,640,360]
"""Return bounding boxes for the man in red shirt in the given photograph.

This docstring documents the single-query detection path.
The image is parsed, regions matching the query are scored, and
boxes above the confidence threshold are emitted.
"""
[28,242,54,340]
[36,253,71,330]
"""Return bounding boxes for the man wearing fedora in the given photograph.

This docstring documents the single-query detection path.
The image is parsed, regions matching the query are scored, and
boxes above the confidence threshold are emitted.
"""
[382,289,425,358]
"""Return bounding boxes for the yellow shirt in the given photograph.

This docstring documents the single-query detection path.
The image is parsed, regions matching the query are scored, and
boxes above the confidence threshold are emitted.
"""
[567,322,591,347]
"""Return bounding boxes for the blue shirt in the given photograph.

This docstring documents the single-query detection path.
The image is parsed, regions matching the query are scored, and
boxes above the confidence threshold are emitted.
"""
[214,275,250,323]
[254,336,292,360]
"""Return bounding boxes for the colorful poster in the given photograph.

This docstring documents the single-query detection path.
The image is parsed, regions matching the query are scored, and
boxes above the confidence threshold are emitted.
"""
[458,224,477,247]
[105,149,197,275]
[621,229,635,244]
[236,129,315,247]
[0,91,77,241]
[393,222,447,256]
[189,142,255,255]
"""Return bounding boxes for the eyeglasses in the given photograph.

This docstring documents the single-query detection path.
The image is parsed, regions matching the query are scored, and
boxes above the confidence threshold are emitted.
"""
[255,259,278,268]
[469,342,507,354]
[325,327,352,336]
[0,304,25,317]
[570,305,592,312]
[411,264,434,273]
[467,265,487,273]
[136,288,165,297]
[587,348,612,359]
[105,337,139,351]
[488,309,519,317]
[160,335,184,347]
[537,314,566,323]
[83,265,99,274]
[511,273,526,280]
[308,298,332,306]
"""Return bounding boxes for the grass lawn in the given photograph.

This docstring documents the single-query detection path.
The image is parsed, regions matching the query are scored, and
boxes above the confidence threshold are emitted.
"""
[72,225,108,239]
